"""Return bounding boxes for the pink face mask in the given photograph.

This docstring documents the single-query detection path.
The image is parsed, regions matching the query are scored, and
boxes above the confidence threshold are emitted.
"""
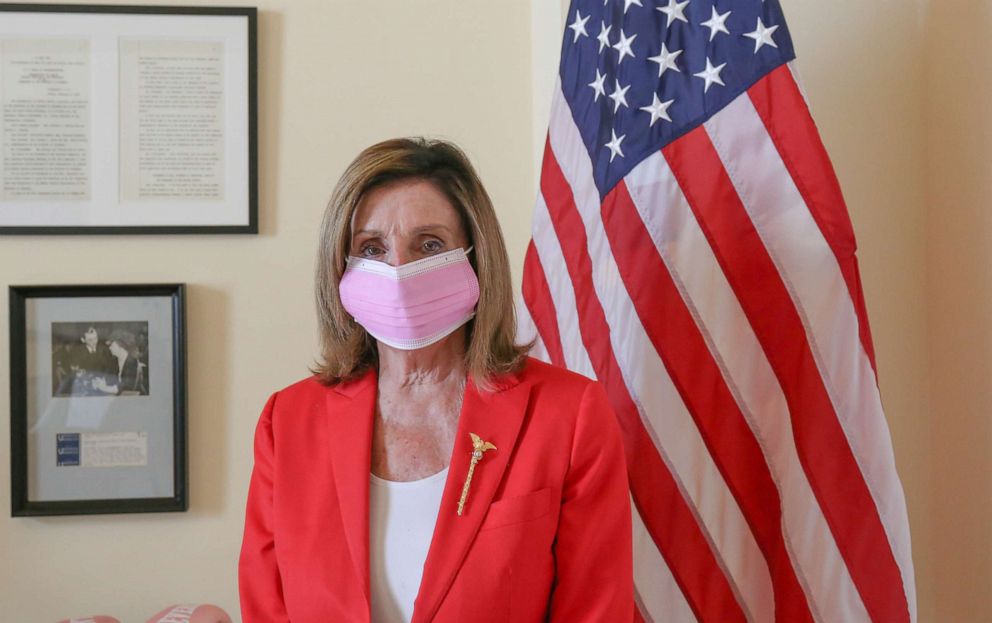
[339,247,480,350]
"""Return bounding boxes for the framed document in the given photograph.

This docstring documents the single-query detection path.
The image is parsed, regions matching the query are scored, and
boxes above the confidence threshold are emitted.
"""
[0,5,257,234]
[10,284,187,516]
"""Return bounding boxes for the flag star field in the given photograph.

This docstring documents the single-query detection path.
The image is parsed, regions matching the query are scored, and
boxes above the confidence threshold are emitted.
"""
[560,0,795,197]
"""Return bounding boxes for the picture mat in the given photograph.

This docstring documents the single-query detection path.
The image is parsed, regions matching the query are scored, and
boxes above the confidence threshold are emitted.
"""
[0,11,250,227]
[25,296,176,501]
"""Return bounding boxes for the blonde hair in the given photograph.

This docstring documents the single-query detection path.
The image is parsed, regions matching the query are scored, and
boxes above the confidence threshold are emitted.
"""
[313,137,531,390]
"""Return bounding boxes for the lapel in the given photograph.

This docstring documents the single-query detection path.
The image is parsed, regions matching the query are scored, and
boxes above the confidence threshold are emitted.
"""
[411,371,533,623]
[324,368,377,616]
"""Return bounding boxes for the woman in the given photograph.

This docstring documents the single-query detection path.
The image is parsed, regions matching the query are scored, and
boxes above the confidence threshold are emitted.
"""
[92,330,143,395]
[239,138,632,622]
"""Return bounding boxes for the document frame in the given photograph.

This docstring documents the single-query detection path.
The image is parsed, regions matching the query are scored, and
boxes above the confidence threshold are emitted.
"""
[0,4,258,234]
[10,283,188,516]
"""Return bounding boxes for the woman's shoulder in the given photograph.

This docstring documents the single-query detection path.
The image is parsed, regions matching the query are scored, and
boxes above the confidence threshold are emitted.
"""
[271,375,324,397]
[255,376,344,435]
[273,366,375,397]
[263,369,376,414]
[515,358,622,465]
[518,356,598,393]
[261,375,334,415]
[514,358,609,420]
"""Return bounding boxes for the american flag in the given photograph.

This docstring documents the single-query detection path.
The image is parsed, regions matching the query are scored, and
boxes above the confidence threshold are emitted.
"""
[516,1,916,621]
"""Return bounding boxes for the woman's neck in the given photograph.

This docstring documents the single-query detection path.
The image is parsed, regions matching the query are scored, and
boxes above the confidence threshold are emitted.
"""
[376,328,467,391]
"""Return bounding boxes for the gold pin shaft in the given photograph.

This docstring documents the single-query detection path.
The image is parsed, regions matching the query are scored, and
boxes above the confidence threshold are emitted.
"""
[456,456,481,516]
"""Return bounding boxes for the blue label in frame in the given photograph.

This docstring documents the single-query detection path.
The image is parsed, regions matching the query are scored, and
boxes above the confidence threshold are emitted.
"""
[56,433,80,466]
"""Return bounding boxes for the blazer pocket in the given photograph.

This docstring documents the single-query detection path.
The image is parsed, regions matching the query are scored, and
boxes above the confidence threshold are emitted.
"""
[480,487,553,531]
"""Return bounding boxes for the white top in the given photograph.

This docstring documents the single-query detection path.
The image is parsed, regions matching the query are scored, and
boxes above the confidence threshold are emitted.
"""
[369,467,448,623]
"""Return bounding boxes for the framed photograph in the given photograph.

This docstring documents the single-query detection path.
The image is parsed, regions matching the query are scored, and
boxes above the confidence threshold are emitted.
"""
[10,284,187,516]
[0,4,258,234]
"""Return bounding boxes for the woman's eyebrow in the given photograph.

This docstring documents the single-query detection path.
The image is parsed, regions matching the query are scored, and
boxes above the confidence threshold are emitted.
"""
[411,224,452,235]
[353,228,384,237]
[353,224,452,240]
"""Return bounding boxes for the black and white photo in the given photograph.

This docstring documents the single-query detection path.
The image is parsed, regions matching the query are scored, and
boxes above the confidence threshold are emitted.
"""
[52,321,150,397]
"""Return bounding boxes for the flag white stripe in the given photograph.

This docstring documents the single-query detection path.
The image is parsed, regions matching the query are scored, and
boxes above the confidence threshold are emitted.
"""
[515,293,537,343]
[704,95,916,619]
[632,501,698,623]
[786,62,812,113]
[529,193,597,380]
[624,148,870,623]
[515,295,550,363]
[547,82,773,623]
[529,332,549,364]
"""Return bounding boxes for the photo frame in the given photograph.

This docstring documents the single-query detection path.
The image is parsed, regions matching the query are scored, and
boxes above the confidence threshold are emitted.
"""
[0,4,258,234]
[10,284,187,516]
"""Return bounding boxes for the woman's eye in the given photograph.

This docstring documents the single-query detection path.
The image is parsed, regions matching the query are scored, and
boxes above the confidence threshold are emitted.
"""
[423,239,443,253]
[359,244,383,257]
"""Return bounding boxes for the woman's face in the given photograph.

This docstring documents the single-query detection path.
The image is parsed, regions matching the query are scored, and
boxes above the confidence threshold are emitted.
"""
[349,179,469,267]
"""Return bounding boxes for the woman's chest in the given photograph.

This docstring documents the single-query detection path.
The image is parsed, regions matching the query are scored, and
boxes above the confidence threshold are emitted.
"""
[371,400,460,481]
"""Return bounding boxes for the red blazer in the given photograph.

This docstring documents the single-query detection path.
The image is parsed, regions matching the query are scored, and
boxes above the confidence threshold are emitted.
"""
[239,357,633,622]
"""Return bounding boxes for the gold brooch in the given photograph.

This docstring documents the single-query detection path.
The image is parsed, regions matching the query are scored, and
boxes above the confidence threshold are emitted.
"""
[456,432,497,516]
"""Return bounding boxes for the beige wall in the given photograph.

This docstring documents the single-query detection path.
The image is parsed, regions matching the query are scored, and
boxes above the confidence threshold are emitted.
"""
[0,0,976,621]
[925,1,992,619]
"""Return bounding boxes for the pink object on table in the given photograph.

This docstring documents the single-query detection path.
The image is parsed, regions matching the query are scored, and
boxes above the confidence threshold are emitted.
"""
[144,604,232,623]
[57,617,120,623]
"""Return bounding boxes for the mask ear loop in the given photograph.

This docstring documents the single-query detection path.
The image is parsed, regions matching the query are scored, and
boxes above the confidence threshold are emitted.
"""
[465,245,474,255]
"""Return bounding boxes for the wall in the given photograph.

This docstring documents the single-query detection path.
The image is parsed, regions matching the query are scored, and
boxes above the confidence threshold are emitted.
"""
[925,0,992,619]
[0,0,967,621]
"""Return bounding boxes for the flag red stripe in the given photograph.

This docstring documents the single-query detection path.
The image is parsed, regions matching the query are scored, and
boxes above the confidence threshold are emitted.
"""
[540,138,747,623]
[602,180,815,623]
[521,241,567,367]
[663,127,909,623]
[747,67,878,373]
